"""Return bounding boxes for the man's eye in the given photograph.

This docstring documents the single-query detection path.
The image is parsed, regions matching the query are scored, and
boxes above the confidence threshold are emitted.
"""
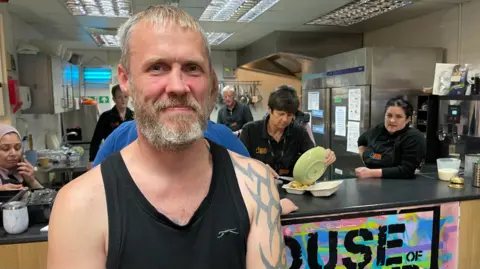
[151,64,169,72]
[185,65,201,73]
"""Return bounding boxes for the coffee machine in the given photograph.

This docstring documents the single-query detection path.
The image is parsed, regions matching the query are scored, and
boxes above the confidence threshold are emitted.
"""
[437,97,480,163]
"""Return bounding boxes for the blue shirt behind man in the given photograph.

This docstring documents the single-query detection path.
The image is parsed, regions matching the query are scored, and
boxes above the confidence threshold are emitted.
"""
[93,120,250,167]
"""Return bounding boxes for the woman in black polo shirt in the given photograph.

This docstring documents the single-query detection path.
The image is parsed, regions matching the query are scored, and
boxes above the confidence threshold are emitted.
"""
[355,97,425,179]
[89,84,134,167]
[240,85,336,177]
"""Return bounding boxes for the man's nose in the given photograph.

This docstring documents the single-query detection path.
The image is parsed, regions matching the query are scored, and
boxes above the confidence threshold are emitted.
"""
[165,68,188,95]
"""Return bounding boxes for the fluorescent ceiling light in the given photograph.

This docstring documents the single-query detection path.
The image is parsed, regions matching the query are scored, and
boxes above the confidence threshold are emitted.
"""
[199,0,279,22]
[86,27,120,47]
[306,0,414,26]
[206,32,234,45]
[237,0,280,22]
[93,34,120,47]
[63,0,132,17]
[87,27,233,47]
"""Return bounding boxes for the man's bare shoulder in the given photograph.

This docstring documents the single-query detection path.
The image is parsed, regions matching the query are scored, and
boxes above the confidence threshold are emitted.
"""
[54,166,105,212]
[227,150,281,222]
[228,150,269,177]
[48,166,108,269]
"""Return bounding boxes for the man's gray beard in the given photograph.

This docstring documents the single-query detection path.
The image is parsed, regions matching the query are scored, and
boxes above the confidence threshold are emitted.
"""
[132,90,208,152]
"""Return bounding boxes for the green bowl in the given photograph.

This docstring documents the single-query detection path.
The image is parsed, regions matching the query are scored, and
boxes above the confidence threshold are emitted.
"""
[293,146,327,185]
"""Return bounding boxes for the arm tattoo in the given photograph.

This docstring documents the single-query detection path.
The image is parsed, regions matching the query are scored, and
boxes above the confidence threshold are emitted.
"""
[231,156,286,269]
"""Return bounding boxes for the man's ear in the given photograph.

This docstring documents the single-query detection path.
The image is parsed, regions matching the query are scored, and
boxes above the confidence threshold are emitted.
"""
[117,64,131,96]
[210,68,219,100]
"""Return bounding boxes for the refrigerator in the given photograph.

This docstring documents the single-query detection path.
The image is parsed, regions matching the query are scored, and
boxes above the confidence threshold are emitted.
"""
[302,47,443,179]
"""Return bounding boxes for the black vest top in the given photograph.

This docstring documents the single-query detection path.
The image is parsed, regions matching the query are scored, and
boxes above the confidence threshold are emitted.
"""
[101,140,250,269]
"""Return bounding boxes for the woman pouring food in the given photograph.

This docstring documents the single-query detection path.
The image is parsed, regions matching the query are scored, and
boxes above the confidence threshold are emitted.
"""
[240,85,336,215]
[240,85,336,177]
[355,97,425,179]
[0,124,43,191]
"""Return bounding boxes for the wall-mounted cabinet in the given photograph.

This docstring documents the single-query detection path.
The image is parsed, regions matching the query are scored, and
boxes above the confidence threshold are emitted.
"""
[17,53,80,114]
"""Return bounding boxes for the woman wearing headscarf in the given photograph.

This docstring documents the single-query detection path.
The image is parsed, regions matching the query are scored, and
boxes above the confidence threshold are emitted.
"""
[0,124,43,191]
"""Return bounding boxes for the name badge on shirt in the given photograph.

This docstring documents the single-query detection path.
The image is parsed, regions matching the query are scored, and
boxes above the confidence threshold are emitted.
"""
[279,169,290,175]
[370,153,382,160]
[256,147,268,154]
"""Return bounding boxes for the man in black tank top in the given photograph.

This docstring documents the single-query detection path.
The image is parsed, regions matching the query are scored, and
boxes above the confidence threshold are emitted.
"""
[47,5,286,269]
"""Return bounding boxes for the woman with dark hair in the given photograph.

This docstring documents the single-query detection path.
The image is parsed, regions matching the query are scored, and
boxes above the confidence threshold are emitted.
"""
[240,85,336,178]
[355,96,425,179]
[0,124,43,191]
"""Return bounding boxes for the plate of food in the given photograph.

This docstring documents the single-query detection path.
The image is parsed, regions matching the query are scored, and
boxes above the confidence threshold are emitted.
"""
[282,180,343,197]
[308,180,343,197]
[282,181,310,194]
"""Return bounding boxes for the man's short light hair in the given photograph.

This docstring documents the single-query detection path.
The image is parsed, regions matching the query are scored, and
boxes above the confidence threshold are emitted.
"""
[118,5,212,72]
[222,85,236,96]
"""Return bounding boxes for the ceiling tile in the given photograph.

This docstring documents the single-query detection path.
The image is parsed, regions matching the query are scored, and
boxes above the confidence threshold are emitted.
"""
[22,13,79,25]
[236,22,297,33]
[251,11,303,24]
[132,4,152,13]
[291,24,362,33]
[8,0,69,14]
[74,16,128,28]
[199,21,246,32]
[178,0,209,8]
[181,7,206,19]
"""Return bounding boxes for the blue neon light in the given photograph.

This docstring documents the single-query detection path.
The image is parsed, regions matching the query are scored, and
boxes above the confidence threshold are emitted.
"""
[83,67,112,84]
[63,65,80,84]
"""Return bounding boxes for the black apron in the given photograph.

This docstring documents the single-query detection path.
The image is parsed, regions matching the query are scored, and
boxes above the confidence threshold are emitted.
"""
[362,133,400,169]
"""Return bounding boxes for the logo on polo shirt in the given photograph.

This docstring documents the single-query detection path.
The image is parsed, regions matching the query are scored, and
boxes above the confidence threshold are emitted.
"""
[256,147,268,154]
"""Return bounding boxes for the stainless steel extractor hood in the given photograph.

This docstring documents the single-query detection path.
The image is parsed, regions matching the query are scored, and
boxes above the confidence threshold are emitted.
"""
[237,31,363,78]
[241,52,312,78]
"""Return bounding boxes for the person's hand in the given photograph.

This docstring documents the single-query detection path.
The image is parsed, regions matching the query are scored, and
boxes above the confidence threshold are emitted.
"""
[280,198,298,215]
[266,164,279,179]
[325,149,336,166]
[0,183,23,191]
[355,167,373,178]
[17,160,36,181]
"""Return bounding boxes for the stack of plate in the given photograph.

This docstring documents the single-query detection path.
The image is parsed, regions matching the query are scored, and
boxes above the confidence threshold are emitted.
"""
[282,146,343,197]
[283,180,343,197]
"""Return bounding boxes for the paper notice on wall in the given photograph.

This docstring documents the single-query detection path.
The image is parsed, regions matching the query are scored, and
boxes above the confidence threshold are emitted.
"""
[348,88,361,121]
[307,92,320,111]
[335,106,346,137]
[347,121,360,154]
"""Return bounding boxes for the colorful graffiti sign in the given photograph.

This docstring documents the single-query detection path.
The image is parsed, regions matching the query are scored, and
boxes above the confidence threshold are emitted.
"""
[282,203,459,269]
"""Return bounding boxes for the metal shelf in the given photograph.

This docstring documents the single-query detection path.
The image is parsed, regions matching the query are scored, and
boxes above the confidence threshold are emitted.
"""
[438,95,480,101]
